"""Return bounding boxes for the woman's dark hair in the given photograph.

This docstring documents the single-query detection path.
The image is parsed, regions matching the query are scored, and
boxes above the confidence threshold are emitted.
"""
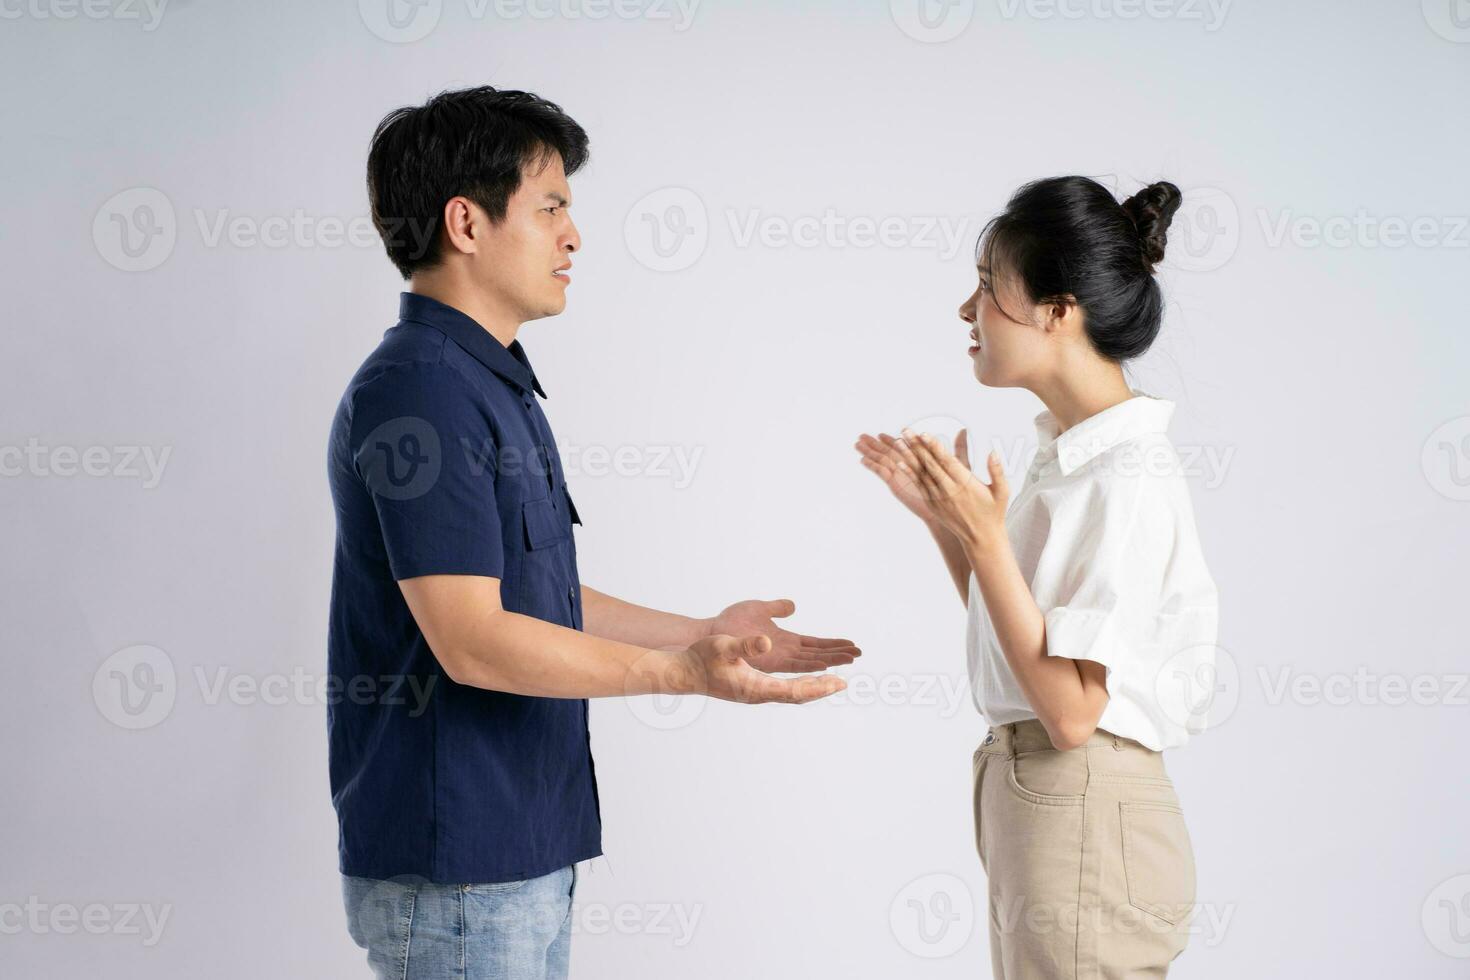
[366,85,590,279]
[977,176,1183,361]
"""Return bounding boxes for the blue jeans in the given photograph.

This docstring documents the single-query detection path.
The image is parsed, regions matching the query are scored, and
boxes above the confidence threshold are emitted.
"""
[342,866,576,980]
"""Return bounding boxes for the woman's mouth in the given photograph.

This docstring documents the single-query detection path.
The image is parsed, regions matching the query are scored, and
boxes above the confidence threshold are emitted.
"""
[968,333,982,356]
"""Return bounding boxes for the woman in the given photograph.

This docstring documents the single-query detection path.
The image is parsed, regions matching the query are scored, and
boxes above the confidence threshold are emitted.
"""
[855,176,1220,979]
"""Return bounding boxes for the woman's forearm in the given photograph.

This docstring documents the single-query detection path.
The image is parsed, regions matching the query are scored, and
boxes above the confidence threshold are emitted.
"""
[926,519,973,607]
[964,534,1105,746]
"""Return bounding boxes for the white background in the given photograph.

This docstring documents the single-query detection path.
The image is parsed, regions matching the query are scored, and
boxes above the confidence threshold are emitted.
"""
[3,1,1468,976]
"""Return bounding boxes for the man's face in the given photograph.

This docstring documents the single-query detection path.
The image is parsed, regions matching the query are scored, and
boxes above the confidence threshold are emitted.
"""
[471,153,580,323]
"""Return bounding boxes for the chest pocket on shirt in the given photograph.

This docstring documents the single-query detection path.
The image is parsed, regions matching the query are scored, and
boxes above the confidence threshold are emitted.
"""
[564,486,582,526]
[518,489,580,625]
[522,496,570,551]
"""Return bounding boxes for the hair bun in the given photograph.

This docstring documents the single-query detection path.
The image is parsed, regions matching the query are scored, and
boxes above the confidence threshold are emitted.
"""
[1120,181,1183,271]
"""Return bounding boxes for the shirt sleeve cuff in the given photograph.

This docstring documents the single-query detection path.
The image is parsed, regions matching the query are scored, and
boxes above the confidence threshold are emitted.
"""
[389,556,505,582]
[1043,605,1123,671]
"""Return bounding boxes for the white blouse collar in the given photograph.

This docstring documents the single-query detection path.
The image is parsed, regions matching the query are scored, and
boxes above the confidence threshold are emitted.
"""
[1032,388,1177,476]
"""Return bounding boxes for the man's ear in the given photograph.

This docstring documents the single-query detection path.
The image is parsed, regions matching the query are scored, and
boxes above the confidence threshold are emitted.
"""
[441,195,479,256]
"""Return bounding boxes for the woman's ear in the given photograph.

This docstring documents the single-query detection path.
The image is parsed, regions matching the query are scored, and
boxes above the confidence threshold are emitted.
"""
[1040,295,1079,335]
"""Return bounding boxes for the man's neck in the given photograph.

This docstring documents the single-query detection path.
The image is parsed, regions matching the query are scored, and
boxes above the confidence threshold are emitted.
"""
[408,272,521,349]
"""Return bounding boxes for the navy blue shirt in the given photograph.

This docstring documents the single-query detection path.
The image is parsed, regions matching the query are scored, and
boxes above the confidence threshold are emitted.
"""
[327,292,601,884]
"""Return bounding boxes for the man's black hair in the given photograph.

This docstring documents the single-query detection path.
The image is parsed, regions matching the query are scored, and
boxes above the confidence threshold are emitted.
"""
[366,85,589,279]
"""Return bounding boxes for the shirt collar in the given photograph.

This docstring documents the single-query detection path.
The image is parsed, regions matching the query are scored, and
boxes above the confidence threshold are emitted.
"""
[1033,388,1176,476]
[396,292,547,398]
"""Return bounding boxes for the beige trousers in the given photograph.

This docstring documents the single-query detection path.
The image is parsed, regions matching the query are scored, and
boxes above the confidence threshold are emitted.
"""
[972,719,1196,979]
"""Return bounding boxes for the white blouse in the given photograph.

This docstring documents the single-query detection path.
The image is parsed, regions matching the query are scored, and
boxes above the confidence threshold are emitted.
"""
[965,389,1220,751]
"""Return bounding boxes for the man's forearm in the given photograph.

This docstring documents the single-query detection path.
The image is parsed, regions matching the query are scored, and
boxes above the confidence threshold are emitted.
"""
[439,605,689,699]
[581,585,709,649]
[398,575,841,707]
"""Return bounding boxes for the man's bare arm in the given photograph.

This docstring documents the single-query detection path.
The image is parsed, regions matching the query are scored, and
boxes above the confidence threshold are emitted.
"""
[580,585,708,649]
[582,586,861,674]
[399,574,845,704]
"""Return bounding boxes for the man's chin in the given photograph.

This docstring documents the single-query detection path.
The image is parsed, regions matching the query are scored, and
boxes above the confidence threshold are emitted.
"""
[525,297,568,322]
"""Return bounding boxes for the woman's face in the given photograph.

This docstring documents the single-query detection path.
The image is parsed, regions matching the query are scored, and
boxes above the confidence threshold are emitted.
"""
[958,260,1051,388]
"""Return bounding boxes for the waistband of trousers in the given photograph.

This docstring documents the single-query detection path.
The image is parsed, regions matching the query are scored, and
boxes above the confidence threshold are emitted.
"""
[981,718,1154,756]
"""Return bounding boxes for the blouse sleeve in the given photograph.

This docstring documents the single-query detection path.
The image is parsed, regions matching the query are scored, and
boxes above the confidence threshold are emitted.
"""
[1035,472,1217,673]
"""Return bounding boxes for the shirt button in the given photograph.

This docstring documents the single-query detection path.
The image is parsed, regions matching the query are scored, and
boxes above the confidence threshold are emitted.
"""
[983,732,995,746]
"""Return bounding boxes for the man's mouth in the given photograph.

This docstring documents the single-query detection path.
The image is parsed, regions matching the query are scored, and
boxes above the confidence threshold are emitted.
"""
[552,264,572,284]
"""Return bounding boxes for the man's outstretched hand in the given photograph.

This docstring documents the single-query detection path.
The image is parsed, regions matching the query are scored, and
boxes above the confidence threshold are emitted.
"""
[672,633,847,705]
[705,599,861,674]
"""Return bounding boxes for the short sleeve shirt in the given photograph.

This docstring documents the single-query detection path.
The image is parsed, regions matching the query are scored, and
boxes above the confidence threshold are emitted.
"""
[965,390,1221,750]
[326,292,601,883]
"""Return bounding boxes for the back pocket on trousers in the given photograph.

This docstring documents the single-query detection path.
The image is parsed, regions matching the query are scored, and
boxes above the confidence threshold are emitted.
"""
[1120,801,1196,925]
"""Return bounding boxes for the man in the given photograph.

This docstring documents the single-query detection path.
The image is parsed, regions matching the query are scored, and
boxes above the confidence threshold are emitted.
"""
[327,86,857,980]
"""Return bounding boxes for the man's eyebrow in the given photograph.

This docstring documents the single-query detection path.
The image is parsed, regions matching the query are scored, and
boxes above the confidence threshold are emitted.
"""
[544,192,570,207]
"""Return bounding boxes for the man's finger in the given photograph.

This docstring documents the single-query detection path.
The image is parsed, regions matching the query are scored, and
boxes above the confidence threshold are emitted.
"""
[788,673,846,702]
[765,598,796,619]
[798,635,859,650]
[796,650,857,668]
[731,633,770,663]
[752,673,844,704]
[758,657,833,675]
